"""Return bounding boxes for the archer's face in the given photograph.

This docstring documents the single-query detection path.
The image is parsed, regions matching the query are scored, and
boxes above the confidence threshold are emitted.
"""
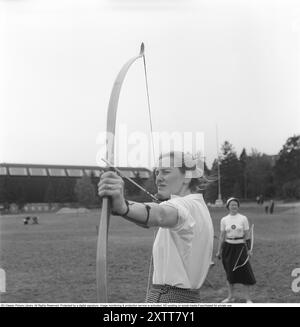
[155,166,186,198]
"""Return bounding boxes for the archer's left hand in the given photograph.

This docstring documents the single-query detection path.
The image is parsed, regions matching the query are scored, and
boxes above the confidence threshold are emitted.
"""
[247,250,253,257]
[98,171,127,215]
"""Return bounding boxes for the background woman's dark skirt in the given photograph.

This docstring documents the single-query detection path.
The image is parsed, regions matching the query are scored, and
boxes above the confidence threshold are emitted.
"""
[222,242,256,285]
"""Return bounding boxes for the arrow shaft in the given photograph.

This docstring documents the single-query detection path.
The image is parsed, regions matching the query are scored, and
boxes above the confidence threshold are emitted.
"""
[101,158,158,202]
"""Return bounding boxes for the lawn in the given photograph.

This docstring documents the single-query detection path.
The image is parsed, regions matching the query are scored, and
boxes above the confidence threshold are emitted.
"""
[0,203,299,303]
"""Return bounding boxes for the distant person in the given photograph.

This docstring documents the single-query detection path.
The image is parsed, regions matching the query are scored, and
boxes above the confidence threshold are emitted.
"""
[258,194,263,205]
[216,197,256,303]
[269,200,275,214]
[256,196,260,205]
[23,216,31,225]
[265,203,269,214]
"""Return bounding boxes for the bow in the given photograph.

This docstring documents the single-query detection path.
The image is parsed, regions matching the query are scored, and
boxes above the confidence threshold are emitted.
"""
[96,43,146,303]
[232,224,254,272]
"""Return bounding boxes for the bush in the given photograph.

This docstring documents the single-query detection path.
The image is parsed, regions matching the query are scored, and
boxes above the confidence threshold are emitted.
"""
[282,179,300,199]
[74,176,97,207]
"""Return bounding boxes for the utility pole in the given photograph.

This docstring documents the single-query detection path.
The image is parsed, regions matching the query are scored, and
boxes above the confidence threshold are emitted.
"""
[215,124,223,206]
[244,171,247,199]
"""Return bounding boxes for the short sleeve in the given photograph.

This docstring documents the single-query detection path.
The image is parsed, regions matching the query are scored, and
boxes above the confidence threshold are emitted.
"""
[243,216,249,231]
[160,200,195,233]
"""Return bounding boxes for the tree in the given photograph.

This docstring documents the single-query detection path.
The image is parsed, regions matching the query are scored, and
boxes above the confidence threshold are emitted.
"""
[123,171,143,198]
[89,171,101,205]
[203,161,210,176]
[15,183,27,209]
[56,179,73,203]
[203,159,218,203]
[282,180,300,199]
[274,135,300,198]
[239,148,248,199]
[0,178,7,203]
[74,176,97,207]
[219,141,241,200]
[245,150,275,199]
[44,181,56,204]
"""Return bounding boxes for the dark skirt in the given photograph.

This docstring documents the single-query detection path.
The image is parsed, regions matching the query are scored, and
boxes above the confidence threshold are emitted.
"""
[222,242,256,285]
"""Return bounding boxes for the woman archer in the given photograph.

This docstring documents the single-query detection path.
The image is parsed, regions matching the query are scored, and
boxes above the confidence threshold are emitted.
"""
[216,197,256,303]
[98,151,214,303]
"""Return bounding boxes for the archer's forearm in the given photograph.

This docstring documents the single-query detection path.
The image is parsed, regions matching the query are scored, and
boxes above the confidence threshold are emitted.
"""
[115,201,178,228]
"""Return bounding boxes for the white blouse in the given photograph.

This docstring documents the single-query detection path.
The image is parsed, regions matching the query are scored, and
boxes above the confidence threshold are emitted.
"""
[220,213,249,243]
[152,193,214,289]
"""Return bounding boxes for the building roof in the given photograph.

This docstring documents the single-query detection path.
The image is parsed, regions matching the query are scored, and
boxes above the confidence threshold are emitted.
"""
[0,163,152,178]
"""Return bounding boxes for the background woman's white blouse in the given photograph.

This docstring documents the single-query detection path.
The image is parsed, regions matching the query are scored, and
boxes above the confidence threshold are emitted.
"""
[220,213,249,239]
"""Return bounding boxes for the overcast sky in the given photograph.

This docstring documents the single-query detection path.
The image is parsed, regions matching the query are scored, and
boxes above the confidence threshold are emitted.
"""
[0,0,299,169]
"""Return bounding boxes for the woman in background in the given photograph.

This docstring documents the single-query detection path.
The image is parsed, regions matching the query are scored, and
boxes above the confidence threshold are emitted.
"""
[216,197,256,303]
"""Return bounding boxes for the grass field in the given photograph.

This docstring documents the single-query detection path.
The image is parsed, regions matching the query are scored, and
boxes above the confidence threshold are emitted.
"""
[0,203,299,303]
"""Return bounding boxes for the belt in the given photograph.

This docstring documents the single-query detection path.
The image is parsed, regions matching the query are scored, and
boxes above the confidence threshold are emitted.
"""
[226,237,244,240]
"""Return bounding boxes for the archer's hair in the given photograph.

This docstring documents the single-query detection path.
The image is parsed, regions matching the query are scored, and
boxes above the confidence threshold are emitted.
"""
[155,151,215,193]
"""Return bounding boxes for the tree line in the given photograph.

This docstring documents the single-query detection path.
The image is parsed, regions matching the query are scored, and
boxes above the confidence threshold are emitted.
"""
[1,134,299,209]
[58,134,300,206]
[204,134,300,203]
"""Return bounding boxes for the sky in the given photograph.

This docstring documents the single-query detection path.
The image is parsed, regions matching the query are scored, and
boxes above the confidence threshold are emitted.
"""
[0,0,299,169]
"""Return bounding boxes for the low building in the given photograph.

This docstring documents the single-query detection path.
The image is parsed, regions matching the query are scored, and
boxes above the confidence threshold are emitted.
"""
[0,163,152,211]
